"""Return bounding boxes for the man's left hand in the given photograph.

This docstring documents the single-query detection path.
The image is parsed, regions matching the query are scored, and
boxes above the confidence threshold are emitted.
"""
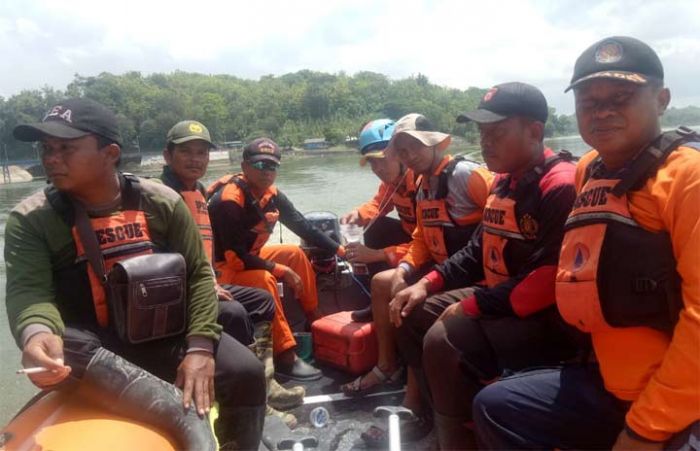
[346,242,385,264]
[175,351,215,416]
[612,429,664,451]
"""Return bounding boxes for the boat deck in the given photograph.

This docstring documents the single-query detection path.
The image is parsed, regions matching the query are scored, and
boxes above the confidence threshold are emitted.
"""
[262,266,436,450]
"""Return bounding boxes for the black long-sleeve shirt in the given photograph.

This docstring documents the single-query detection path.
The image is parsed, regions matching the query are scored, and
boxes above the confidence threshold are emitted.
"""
[426,150,577,317]
[208,176,339,273]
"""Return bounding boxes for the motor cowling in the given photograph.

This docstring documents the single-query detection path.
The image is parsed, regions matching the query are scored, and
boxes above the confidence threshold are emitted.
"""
[301,211,341,274]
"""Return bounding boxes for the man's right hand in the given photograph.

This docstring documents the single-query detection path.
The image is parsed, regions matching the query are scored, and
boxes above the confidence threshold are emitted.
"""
[282,266,304,298]
[21,332,71,389]
[389,269,409,298]
[389,279,430,327]
[215,283,234,301]
[340,210,360,225]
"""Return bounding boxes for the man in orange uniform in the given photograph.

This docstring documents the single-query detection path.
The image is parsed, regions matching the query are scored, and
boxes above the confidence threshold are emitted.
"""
[342,114,492,436]
[208,138,345,381]
[473,36,700,450]
[340,118,419,322]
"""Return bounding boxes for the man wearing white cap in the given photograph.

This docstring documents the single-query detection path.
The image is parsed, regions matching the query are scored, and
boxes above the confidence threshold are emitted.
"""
[343,113,492,447]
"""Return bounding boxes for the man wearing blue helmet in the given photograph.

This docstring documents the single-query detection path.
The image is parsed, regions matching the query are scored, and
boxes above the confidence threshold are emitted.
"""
[340,119,419,322]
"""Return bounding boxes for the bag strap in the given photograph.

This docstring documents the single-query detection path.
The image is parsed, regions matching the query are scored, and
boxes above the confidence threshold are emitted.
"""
[514,150,574,194]
[231,176,275,227]
[72,199,108,285]
[612,127,700,197]
[58,173,144,285]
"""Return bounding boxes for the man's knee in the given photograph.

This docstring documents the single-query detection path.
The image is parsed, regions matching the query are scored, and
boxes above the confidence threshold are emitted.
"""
[62,326,103,379]
[283,245,311,269]
[370,269,394,296]
[422,320,454,367]
[215,334,265,406]
[218,301,254,346]
[472,381,510,431]
[258,290,276,322]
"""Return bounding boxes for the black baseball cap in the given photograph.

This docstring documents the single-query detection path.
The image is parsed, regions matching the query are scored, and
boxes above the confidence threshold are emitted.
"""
[243,138,281,164]
[457,82,548,124]
[13,97,122,146]
[565,36,664,92]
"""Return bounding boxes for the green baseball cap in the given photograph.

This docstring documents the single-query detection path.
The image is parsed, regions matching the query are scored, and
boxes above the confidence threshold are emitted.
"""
[166,120,215,147]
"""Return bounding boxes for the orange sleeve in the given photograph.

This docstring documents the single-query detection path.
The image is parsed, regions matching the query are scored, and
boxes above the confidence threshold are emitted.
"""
[625,147,700,441]
[384,242,411,267]
[400,217,432,269]
[467,167,495,209]
[356,182,393,225]
[575,150,599,191]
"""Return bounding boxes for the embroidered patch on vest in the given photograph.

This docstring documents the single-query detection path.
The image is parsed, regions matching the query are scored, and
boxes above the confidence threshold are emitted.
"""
[518,214,538,239]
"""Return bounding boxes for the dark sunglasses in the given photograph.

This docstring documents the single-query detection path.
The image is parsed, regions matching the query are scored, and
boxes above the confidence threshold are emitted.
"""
[250,160,279,172]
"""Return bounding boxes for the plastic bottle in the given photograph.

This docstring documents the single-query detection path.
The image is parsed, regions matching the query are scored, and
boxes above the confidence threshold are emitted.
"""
[309,406,330,428]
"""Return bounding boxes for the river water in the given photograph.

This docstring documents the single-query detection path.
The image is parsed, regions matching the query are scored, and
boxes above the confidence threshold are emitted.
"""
[0,136,591,425]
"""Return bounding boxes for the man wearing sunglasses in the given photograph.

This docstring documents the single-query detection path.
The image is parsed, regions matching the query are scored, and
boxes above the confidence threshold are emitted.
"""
[208,138,345,382]
[160,121,305,428]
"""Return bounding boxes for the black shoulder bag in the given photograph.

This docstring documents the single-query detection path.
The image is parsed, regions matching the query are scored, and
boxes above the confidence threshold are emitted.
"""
[72,199,187,344]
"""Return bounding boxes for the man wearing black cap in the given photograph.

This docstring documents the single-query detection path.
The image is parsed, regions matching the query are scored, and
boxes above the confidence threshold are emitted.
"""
[6,98,266,449]
[391,83,579,449]
[207,137,345,384]
[473,37,700,450]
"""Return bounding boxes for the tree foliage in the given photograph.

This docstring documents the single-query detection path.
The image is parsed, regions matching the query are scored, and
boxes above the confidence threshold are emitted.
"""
[5,70,693,160]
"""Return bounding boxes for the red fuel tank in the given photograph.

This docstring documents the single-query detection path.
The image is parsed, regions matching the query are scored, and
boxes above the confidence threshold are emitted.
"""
[311,311,378,375]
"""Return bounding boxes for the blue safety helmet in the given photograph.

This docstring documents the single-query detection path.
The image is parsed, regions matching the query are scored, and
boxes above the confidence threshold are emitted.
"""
[358,119,396,156]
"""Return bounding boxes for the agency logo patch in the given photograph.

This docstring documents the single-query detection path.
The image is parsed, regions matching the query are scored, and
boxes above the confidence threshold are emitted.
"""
[519,214,538,239]
[488,246,500,264]
[259,142,276,154]
[595,41,624,64]
[189,123,204,134]
[572,243,590,272]
[483,87,498,102]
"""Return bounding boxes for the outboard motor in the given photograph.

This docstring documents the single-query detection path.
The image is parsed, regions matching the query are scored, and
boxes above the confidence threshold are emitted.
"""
[301,211,341,274]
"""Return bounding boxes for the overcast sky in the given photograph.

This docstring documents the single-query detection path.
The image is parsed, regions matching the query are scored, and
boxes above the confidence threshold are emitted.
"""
[1,0,699,114]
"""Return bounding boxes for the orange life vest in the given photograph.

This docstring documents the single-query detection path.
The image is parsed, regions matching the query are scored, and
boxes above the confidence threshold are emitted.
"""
[482,196,521,287]
[48,174,156,327]
[417,156,479,263]
[482,152,573,287]
[392,169,419,236]
[207,174,280,256]
[180,190,213,261]
[557,129,699,335]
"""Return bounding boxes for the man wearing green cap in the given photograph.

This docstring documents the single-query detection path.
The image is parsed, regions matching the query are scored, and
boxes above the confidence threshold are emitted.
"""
[161,121,307,427]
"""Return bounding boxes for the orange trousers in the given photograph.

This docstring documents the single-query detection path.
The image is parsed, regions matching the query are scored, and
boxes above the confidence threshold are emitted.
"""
[217,244,319,355]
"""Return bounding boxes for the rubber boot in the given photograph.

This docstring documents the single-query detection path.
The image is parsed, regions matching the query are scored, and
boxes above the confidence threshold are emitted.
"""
[83,347,216,451]
[216,404,266,450]
[265,404,298,429]
[269,379,305,411]
[251,322,305,410]
[433,412,477,450]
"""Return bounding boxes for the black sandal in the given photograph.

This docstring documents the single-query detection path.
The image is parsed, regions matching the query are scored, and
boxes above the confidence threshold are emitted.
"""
[340,366,403,397]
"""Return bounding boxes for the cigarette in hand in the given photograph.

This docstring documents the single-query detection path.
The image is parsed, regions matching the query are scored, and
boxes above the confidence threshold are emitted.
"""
[16,367,50,375]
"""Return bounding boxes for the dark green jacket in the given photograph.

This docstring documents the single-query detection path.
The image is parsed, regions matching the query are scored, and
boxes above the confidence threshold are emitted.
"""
[4,175,221,346]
